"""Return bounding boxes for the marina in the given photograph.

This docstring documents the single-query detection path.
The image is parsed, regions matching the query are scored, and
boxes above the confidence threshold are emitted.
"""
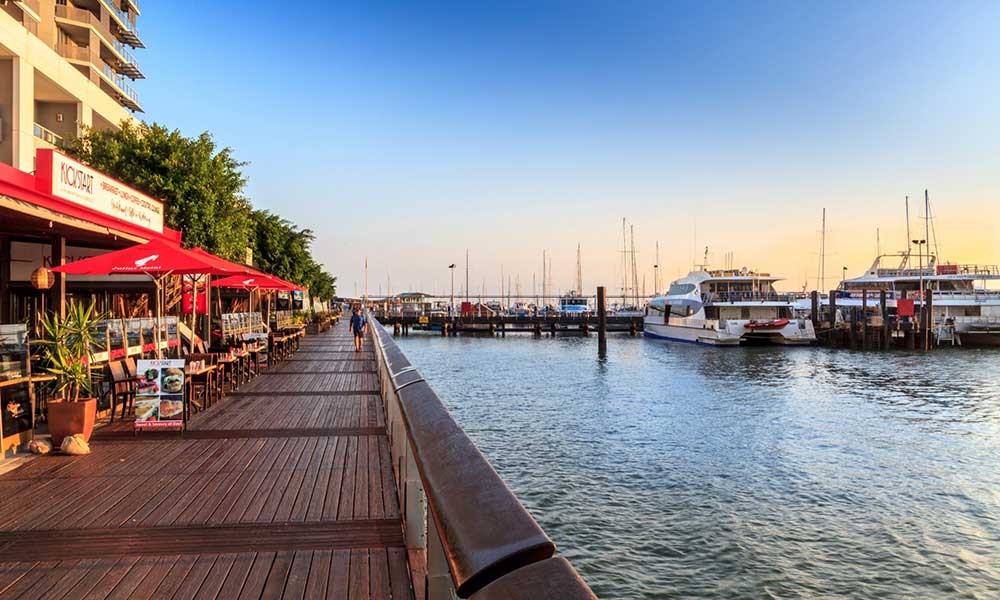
[395,330,1000,599]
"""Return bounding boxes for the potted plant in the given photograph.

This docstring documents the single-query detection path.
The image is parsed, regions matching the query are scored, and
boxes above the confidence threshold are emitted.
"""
[37,300,104,446]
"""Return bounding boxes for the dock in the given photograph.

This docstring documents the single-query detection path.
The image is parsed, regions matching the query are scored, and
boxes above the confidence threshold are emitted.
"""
[0,318,594,599]
[376,313,642,337]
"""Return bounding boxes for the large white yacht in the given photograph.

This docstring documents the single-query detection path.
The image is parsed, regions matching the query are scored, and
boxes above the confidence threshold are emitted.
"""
[829,254,1000,346]
[645,269,817,346]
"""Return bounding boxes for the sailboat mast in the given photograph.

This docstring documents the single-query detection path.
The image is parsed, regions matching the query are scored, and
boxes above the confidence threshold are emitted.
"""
[924,189,931,270]
[576,243,583,295]
[905,196,911,268]
[655,241,660,296]
[630,225,639,307]
[818,208,826,292]
[622,218,628,304]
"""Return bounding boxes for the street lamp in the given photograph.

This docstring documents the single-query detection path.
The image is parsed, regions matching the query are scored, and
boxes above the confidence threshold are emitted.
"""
[448,264,456,317]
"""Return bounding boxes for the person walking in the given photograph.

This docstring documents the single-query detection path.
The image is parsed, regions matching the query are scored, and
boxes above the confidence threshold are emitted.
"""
[350,306,367,352]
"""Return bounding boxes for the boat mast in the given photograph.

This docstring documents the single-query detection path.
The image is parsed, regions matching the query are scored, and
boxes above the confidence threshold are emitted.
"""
[465,249,470,304]
[621,218,628,305]
[818,208,826,292]
[924,189,931,269]
[630,225,639,307]
[654,241,660,296]
[904,196,911,269]
[576,243,583,295]
[926,189,940,262]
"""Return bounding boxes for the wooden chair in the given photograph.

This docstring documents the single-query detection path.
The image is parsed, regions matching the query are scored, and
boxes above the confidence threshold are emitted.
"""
[107,360,135,422]
[186,353,220,409]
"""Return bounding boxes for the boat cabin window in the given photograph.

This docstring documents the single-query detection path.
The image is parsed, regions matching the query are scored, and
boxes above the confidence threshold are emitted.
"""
[704,306,720,320]
[667,283,696,296]
[670,304,695,318]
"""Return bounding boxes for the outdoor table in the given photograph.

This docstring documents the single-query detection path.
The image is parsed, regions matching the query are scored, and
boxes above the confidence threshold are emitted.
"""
[215,355,237,394]
[184,364,217,418]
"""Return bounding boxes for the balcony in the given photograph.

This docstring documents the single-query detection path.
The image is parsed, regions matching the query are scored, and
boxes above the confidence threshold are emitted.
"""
[54,3,103,33]
[56,41,90,63]
[100,61,142,112]
[33,123,64,148]
[110,38,143,78]
[99,0,143,48]
[15,0,40,19]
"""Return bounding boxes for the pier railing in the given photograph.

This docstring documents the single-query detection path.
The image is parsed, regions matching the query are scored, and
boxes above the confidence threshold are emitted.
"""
[369,314,596,599]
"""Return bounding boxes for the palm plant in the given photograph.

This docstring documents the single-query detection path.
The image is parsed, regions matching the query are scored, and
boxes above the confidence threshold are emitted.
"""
[37,300,104,402]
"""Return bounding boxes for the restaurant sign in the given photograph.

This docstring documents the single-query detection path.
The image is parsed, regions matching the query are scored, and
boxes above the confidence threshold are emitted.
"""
[134,359,185,430]
[35,149,164,234]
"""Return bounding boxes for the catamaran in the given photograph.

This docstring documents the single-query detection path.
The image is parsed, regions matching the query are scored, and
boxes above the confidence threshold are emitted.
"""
[645,268,817,346]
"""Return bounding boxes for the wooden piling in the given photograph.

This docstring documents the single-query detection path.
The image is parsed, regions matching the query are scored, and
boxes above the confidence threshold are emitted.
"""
[925,288,934,351]
[880,290,889,350]
[829,290,838,330]
[810,290,819,329]
[597,286,607,356]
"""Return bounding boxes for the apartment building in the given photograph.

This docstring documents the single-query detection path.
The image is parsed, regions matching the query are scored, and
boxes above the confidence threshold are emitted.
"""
[0,0,143,171]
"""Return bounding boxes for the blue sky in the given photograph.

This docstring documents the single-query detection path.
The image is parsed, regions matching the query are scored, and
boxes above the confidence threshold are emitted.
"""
[137,1,1000,295]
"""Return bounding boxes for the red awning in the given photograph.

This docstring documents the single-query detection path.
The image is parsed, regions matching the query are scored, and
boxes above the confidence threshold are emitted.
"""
[213,274,301,292]
[50,239,244,276]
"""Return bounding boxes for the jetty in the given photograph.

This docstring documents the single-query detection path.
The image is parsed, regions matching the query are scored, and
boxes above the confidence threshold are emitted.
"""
[0,319,594,599]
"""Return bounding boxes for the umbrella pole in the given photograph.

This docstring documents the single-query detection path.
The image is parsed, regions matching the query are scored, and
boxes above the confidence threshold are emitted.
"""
[190,275,198,355]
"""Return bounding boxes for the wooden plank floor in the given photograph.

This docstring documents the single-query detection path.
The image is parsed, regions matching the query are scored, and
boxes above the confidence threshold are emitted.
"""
[0,324,412,599]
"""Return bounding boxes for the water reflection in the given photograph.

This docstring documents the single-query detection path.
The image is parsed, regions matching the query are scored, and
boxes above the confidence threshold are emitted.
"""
[397,333,1000,599]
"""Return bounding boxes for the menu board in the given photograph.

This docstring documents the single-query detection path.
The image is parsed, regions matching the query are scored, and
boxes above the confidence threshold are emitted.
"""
[134,359,185,430]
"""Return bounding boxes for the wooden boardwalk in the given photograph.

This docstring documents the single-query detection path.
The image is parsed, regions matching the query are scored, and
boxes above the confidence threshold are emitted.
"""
[0,325,413,599]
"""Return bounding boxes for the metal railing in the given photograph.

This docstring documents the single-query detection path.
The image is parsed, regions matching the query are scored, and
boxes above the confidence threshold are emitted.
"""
[32,122,63,146]
[101,61,140,106]
[112,38,140,70]
[99,0,139,37]
[370,314,595,599]
[703,291,797,303]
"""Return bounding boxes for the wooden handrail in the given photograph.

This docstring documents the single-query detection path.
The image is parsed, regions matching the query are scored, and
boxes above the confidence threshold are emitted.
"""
[370,314,594,598]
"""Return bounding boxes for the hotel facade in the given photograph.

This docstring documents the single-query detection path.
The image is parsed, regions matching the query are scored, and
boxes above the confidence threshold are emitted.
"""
[0,0,143,171]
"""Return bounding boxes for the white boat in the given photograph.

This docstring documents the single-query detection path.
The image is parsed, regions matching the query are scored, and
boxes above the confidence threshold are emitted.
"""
[645,269,817,346]
[559,291,590,315]
[815,254,1000,346]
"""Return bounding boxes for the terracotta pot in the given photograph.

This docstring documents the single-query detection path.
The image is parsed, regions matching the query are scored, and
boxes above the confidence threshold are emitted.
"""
[48,398,97,447]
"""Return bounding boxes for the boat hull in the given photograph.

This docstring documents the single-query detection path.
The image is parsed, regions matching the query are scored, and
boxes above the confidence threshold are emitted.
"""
[644,318,816,346]
[643,321,741,346]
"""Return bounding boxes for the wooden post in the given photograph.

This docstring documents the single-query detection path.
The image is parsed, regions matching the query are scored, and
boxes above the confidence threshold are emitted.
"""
[861,290,869,350]
[49,236,66,318]
[810,290,819,329]
[828,290,838,332]
[0,236,9,322]
[597,286,607,356]
[880,290,889,350]
[847,307,857,350]
[925,287,934,351]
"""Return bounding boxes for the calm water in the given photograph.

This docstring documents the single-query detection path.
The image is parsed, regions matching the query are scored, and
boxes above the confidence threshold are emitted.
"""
[395,333,1000,599]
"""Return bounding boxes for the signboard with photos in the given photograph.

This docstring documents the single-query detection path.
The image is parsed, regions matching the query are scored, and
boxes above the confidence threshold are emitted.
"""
[134,359,185,430]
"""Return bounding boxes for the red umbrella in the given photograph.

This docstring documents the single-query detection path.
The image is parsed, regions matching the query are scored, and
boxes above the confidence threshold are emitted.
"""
[52,239,245,356]
[213,275,299,290]
[52,239,237,276]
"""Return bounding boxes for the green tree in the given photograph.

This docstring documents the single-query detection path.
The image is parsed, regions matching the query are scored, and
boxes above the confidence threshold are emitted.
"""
[251,210,336,300]
[64,121,253,261]
[65,122,337,301]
